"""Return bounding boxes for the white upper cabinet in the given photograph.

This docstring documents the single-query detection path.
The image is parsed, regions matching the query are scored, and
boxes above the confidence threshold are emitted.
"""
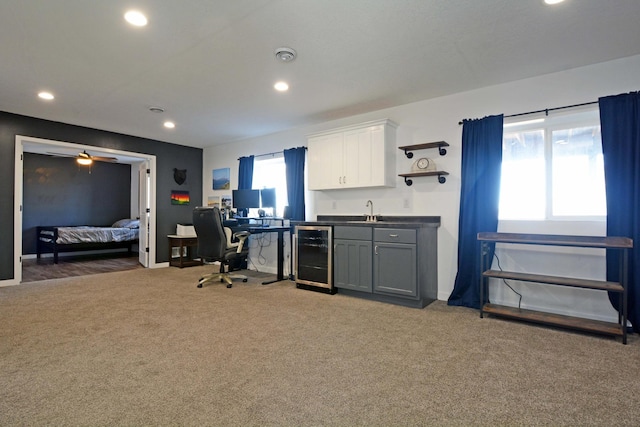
[307,119,397,190]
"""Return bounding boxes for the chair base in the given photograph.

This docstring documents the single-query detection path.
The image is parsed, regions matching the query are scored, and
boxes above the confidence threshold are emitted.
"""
[197,272,248,288]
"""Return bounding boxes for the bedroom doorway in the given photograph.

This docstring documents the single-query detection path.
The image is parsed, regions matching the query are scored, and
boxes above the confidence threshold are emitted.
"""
[14,135,157,284]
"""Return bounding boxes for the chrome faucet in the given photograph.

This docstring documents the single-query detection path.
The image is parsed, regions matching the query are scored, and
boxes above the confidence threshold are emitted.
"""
[366,200,376,222]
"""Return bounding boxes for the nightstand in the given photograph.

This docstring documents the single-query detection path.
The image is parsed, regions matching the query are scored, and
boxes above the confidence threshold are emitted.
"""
[167,235,203,268]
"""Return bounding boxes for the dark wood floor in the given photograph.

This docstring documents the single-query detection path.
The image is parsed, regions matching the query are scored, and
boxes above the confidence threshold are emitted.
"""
[22,254,142,283]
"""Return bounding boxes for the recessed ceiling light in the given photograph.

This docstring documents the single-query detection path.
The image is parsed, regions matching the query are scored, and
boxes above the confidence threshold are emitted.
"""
[164,121,176,129]
[544,0,565,5]
[124,10,147,26]
[274,81,289,92]
[38,91,54,100]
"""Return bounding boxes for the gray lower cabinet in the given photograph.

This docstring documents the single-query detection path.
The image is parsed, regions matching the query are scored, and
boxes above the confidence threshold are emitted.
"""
[334,224,436,308]
[373,228,417,297]
[334,226,372,292]
[373,241,417,297]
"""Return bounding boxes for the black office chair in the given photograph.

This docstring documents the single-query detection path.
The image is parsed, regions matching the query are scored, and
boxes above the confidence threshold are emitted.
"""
[193,206,250,288]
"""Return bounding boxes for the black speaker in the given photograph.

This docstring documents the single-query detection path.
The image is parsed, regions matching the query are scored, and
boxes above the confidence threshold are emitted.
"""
[283,205,291,219]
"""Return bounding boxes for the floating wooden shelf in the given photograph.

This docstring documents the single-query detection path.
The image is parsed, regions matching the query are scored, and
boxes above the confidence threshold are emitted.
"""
[398,141,449,158]
[398,171,449,185]
[398,141,449,185]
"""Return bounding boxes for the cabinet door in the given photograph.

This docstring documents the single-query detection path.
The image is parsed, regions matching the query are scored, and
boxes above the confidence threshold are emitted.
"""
[343,125,388,188]
[308,133,344,190]
[373,242,417,297]
[334,239,372,292]
[307,120,396,190]
[327,133,344,188]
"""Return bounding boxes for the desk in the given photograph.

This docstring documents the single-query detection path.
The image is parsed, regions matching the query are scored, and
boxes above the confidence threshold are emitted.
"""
[167,235,202,268]
[233,216,285,225]
[236,225,291,284]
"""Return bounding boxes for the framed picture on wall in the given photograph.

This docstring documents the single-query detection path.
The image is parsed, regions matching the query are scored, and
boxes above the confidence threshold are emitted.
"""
[207,196,220,208]
[171,190,190,205]
[212,168,230,190]
[221,195,232,209]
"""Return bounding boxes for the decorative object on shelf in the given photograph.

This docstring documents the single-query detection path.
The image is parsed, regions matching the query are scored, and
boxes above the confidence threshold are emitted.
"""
[173,168,187,185]
[411,157,436,173]
[398,141,449,185]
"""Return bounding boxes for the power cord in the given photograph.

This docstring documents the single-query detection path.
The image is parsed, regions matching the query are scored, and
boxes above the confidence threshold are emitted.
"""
[493,252,523,309]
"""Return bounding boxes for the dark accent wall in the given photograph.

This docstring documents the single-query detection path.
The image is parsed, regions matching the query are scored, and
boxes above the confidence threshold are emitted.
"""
[0,111,203,280]
[22,153,132,254]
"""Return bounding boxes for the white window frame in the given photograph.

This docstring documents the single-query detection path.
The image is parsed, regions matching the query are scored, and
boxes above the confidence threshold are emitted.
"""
[252,154,288,218]
[499,108,605,226]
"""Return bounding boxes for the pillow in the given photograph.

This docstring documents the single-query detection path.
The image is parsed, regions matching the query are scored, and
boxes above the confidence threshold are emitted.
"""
[112,219,139,228]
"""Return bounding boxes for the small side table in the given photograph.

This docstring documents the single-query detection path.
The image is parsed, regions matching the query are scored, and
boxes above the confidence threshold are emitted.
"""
[167,234,203,268]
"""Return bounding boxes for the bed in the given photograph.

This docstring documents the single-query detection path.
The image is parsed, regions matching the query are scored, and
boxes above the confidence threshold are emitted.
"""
[36,219,140,263]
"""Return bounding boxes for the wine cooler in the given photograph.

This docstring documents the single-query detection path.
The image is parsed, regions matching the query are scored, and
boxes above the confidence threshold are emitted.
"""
[294,225,333,293]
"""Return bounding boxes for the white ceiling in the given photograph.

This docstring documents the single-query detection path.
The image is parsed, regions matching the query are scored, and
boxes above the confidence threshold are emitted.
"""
[2,0,640,149]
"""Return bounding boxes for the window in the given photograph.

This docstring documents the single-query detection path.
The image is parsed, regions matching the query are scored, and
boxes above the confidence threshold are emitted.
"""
[499,110,606,220]
[252,155,288,217]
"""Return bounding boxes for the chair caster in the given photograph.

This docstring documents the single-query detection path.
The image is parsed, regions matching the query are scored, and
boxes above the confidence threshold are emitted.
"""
[197,283,203,288]
[243,278,248,282]
[226,284,232,288]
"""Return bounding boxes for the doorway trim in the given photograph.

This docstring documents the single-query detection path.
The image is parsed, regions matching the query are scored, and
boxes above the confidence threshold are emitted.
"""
[12,135,158,285]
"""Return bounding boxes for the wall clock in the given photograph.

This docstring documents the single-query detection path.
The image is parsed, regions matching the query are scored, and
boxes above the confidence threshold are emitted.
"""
[411,157,436,172]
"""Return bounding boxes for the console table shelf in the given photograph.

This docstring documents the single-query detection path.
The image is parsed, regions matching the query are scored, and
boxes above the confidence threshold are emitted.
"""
[482,304,625,338]
[478,232,632,344]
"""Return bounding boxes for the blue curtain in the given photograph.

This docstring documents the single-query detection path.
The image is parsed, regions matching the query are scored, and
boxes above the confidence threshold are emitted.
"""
[238,156,254,190]
[599,91,640,333]
[448,115,504,309]
[284,147,306,221]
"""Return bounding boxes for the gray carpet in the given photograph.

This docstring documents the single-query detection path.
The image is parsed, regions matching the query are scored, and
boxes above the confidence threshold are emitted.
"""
[1,265,639,426]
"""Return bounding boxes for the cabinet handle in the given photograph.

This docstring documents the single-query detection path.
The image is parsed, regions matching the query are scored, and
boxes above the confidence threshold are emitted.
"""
[389,234,399,238]
[343,175,346,184]
[339,176,342,184]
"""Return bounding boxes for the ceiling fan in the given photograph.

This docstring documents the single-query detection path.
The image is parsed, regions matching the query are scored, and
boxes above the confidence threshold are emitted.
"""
[46,150,118,165]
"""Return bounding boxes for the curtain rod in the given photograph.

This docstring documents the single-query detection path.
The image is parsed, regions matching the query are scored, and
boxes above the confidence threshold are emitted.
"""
[458,100,599,125]
[238,146,307,161]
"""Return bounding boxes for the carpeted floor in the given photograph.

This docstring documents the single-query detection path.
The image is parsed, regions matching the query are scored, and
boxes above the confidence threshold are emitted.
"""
[1,265,639,426]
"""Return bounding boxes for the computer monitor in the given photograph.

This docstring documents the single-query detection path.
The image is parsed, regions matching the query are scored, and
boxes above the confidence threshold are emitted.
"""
[232,189,260,210]
[260,188,276,209]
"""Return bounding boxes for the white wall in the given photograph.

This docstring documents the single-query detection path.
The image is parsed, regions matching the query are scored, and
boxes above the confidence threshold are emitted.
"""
[203,54,640,321]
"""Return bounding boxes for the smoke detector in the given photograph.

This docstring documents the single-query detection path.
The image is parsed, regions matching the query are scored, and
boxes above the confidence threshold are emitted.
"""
[275,47,296,63]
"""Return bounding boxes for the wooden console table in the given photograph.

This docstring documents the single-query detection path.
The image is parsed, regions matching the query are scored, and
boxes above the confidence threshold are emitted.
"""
[167,235,202,268]
[478,232,632,344]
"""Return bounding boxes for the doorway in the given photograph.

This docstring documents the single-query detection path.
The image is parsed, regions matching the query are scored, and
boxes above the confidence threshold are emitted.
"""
[13,135,157,284]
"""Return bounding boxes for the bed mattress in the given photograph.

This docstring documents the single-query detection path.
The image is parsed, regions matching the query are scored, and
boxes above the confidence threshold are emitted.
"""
[40,226,139,245]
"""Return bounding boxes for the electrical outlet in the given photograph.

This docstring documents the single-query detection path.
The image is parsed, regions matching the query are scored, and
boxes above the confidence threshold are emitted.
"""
[403,198,410,208]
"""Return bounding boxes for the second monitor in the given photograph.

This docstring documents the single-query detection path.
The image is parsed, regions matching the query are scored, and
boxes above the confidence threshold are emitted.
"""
[260,188,276,209]
[231,188,277,217]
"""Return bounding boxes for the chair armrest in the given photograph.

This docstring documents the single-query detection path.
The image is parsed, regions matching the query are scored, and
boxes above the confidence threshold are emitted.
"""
[233,231,250,253]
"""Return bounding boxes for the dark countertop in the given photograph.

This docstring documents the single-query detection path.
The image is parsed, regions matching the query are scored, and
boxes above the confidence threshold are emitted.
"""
[292,215,441,228]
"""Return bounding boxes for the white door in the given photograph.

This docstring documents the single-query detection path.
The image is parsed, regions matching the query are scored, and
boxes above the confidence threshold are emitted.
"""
[138,162,150,267]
